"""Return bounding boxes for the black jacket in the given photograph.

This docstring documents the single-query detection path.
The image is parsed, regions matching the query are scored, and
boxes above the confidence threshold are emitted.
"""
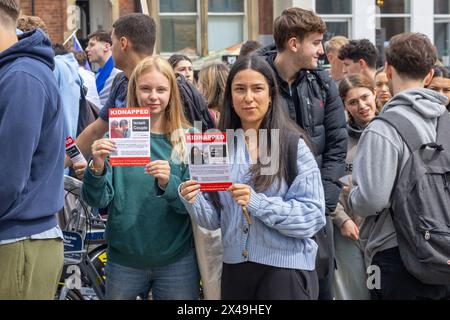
[176,74,216,131]
[258,45,348,214]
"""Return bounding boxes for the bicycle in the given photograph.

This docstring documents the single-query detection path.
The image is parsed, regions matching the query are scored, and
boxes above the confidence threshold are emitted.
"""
[56,175,108,300]
[56,175,205,300]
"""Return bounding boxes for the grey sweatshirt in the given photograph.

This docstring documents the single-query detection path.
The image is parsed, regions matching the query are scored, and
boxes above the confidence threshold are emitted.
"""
[347,88,448,267]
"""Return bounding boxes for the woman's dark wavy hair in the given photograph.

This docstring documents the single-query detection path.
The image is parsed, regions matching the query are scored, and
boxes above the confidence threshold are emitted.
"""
[209,55,310,210]
[168,54,192,69]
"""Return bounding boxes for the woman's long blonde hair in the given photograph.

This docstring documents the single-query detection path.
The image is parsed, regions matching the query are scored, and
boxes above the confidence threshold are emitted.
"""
[127,56,191,163]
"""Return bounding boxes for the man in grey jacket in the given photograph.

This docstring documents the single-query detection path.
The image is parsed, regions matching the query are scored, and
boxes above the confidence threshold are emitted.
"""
[346,33,448,300]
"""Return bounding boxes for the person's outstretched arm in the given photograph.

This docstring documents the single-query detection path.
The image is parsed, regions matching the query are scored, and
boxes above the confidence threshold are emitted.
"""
[65,118,109,167]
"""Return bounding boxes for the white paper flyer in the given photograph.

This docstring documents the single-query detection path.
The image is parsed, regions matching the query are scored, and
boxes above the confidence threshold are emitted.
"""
[109,107,151,167]
[65,136,86,165]
[186,132,232,191]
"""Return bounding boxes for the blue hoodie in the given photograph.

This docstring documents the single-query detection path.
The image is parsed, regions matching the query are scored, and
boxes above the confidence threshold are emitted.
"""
[54,52,81,139]
[0,29,64,240]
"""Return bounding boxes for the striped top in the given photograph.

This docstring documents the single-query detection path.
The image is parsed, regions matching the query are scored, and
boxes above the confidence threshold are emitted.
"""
[180,136,326,270]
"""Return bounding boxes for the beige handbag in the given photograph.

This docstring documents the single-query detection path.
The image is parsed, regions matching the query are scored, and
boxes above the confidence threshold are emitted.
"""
[191,220,223,300]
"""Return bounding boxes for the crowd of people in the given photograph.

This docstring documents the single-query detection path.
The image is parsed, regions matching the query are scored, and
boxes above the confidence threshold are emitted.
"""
[1,0,449,300]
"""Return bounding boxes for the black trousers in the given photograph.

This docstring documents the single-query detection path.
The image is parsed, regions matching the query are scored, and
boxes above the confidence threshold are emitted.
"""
[370,247,448,300]
[317,215,335,300]
[221,262,319,300]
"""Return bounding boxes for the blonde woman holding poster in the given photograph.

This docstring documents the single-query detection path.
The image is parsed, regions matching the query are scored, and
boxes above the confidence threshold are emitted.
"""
[82,57,199,300]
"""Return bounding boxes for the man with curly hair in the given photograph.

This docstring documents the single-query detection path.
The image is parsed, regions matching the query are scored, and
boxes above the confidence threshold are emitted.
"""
[339,39,378,80]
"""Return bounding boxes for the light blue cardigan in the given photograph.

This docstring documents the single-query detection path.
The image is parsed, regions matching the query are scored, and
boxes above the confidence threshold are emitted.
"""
[180,137,326,271]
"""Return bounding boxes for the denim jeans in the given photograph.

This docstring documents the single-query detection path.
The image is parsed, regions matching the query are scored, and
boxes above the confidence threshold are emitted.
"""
[105,248,200,300]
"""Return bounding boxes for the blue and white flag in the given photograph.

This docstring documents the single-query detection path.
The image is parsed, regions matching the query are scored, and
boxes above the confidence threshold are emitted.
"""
[72,35,83,52]
[73,35,91,71]
[64,29,91,71]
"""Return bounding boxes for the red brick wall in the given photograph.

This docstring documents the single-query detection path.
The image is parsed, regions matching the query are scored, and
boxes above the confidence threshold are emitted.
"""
[119,0,136,16]
[19,0,67,44]
[17,0,137,44]
[19,0,32,15]
[258,0,273,35]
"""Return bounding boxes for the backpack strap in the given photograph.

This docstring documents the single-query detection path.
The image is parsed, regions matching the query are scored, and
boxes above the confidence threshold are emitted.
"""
[286,132,301,187]
[436,112,450,149]
[374,112,424,152]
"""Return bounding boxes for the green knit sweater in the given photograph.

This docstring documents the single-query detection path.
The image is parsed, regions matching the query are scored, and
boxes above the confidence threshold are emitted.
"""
[82,133,192,269]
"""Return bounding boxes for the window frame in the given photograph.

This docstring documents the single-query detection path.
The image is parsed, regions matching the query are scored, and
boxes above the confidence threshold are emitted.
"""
[315,1,353,70]
[318,14,353,39]
[434,13,450,66]
[314,0,353,15]
[374,0,412,30]
[158,0,201,55]
[157,0,247,57]
[374,0,412,29]
[207,0,246,53]
[374,10,411,66]
[434,0,450,15]
[315,1,353,40]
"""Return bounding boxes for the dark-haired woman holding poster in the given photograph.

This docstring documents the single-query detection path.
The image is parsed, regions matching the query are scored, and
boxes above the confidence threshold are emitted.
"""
[179,56,326,300]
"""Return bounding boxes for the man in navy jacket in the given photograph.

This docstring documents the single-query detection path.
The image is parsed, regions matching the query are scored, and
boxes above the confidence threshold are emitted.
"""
[0,0,64,299]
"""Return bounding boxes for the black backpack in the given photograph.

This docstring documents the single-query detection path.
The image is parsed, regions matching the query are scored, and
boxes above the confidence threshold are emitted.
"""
[286,131,332,280]
[76,84,100,137]
[375,111,450,285]
[176,74,216,132]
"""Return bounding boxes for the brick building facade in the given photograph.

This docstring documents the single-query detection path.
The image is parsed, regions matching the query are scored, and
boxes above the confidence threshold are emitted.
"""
[19,0,137,44]
[19,0,68,43]
[17,0,274,58]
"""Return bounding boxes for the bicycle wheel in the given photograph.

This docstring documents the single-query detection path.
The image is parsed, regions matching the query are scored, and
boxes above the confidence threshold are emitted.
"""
[88,244,107,291]
[55,282,85,300]
[66,289,84,300]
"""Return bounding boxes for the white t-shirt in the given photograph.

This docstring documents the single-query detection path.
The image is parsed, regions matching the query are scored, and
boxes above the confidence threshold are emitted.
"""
[78,67,101,108]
